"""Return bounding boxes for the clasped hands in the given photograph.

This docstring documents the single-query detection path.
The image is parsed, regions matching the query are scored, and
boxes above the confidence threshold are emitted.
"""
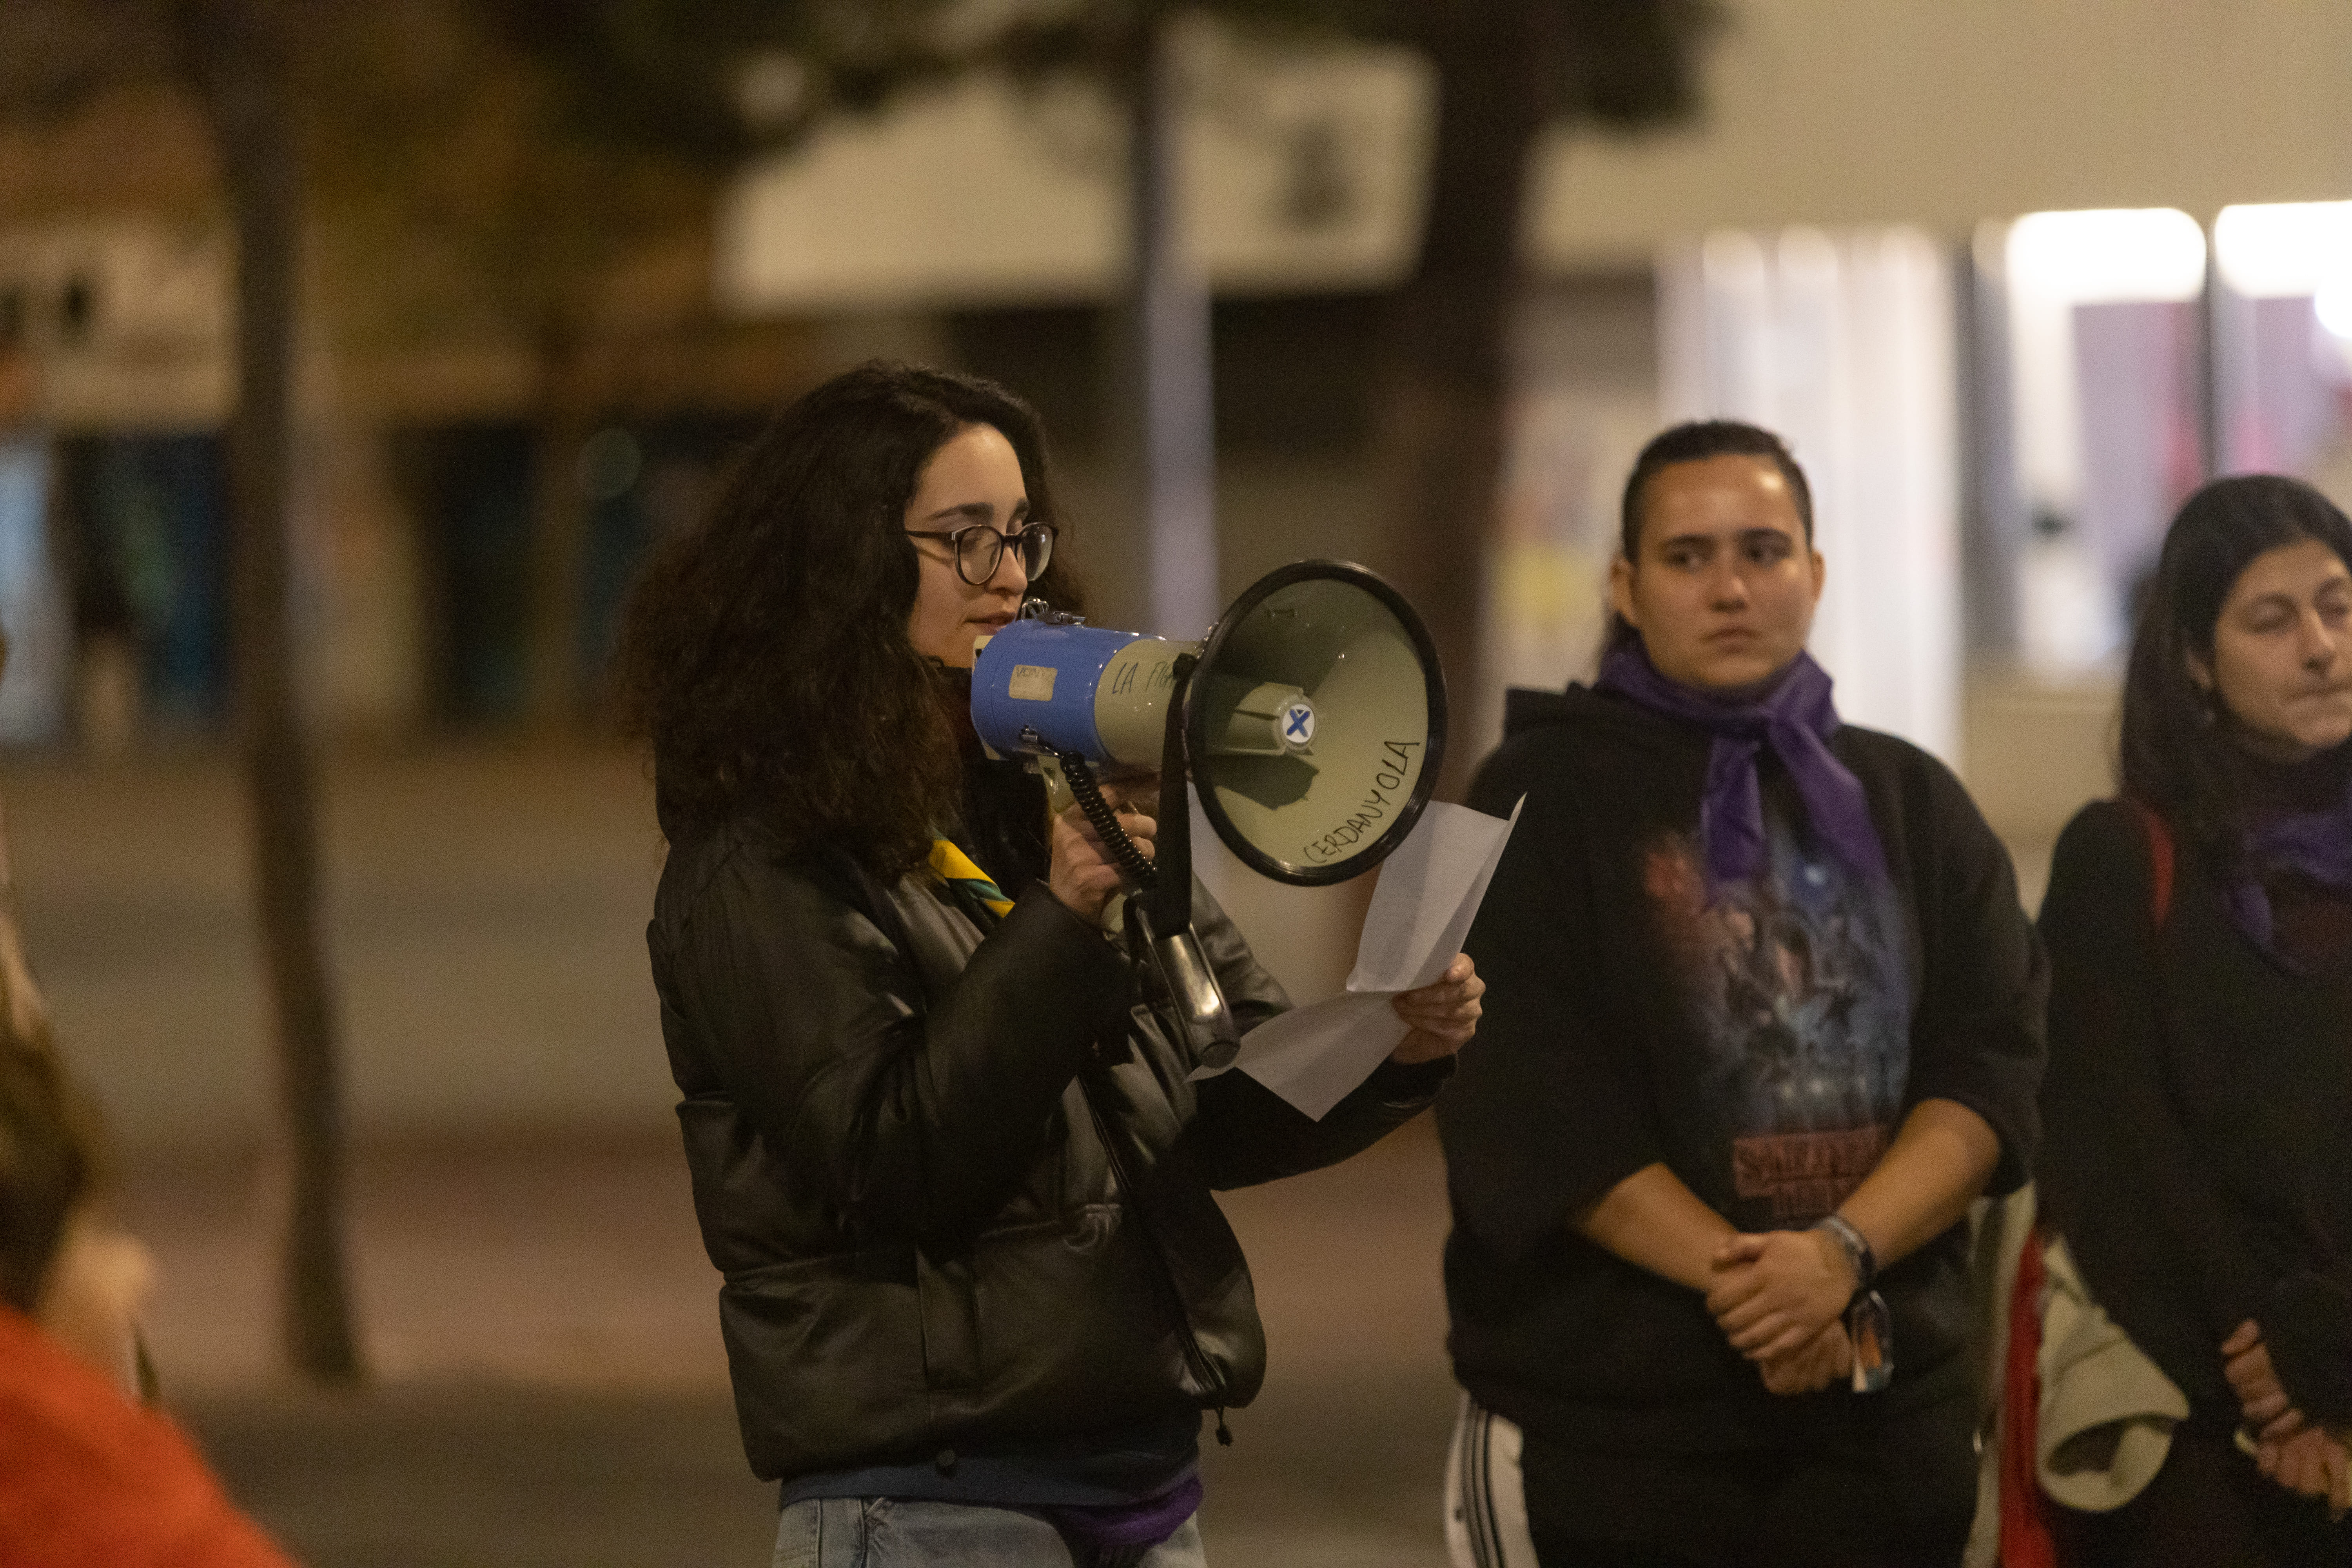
[1704,1227,1860,1397]
[1048,776,1483,1066]
[2221,1318,2350,1517]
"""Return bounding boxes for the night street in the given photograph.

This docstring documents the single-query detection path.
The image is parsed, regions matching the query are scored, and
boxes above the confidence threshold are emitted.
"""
[157,1125,1460,1568]
[7,743,1458,1568]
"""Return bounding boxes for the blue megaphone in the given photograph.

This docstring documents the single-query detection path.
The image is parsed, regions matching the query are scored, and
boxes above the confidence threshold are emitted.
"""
[970,561,1447,1067]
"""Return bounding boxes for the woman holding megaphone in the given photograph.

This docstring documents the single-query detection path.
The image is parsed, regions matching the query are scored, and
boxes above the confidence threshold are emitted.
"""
[615,360,1480,1568]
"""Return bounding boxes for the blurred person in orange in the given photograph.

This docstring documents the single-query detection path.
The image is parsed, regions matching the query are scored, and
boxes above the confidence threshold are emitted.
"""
[0,1038,298,1568]
[2037,474,2352,1564]
[1438,421,2046,1568]
[614,361,1480,1568]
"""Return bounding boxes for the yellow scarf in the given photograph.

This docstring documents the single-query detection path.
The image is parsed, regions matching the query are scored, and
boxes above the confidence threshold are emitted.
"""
[928,839,1013,918]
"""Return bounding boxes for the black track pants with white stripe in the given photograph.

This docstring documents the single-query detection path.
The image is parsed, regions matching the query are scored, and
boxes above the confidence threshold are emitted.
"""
[1446,1393,1539,1568]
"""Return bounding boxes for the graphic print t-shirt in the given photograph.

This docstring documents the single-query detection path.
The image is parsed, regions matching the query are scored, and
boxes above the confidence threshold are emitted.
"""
[1640,804,1911,1232]
[1445,686,2049,1443]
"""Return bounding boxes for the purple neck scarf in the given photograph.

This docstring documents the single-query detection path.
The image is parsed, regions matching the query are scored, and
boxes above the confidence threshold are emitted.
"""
[2228,775,2352,949]
[1595,641,1888,889]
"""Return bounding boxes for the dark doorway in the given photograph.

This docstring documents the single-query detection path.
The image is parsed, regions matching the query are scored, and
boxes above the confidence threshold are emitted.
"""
[53,432,230,731]
[394,424,534,726]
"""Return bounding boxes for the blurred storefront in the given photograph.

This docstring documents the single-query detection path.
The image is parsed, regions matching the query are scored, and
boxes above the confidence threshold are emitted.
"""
[1661,227,1962,757]
[4,0,2349,1145]
[2212,201,2352,511]
[0,214,801,742]
[1991,208,2210,678]
[50,431,230,737]
[0,0,2346,796]
[0,221,229,745]
[0,435,67,743]
[715,3,2350,789]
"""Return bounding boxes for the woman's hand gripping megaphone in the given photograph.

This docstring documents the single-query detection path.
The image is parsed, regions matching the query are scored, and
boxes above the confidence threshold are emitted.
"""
[1024,652,1245,1072]
[1047,773,1157,929]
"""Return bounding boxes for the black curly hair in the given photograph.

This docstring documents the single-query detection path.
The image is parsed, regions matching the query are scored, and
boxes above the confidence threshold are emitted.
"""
[614,361,1083,875]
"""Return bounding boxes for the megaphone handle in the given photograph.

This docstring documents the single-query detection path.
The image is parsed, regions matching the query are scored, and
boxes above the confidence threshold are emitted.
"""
[1051,749,1158,890]
[1146,655,1198,932]
[1125,901,1241,1072]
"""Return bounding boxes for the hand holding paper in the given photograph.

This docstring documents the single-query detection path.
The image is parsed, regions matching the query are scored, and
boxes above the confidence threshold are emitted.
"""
[1215,798,1521,1119]
[1387,951,1484,1064]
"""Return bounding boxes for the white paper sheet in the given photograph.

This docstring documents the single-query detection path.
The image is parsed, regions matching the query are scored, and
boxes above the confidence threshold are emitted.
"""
[1203,797,1521,1120]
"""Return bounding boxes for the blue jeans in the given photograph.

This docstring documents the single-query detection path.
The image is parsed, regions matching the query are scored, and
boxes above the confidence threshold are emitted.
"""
[773,1497,1207,1568]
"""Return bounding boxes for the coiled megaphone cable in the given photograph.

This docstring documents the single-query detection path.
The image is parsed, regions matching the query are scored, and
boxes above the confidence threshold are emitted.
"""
[1045,657,1239,1070]
[1052,748,1158,889]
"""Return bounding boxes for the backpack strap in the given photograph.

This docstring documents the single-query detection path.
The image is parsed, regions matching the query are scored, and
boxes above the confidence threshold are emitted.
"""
[2126,800,2176,930]
[1998,1223,2060,1568]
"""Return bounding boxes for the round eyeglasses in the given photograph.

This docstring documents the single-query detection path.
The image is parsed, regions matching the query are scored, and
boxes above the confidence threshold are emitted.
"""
[905,521,1056,586]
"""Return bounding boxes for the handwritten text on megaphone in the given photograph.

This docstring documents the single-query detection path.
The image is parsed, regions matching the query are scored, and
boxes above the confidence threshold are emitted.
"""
[1301,739,1423,864]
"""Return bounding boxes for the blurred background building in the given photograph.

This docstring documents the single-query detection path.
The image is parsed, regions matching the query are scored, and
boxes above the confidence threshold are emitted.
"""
[4,4,2347,738]
[2,4,2351,1559]
[0,0,2344,1219]
[0,0,2347,1154]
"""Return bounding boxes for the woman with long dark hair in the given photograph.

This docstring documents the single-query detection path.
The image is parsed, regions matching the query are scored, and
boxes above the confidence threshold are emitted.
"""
[2038,474,2352,1563]
[615,361,1481,1568]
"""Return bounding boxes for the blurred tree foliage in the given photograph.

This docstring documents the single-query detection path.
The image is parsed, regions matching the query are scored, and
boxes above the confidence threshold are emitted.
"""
[487,0,1722,783]
[4,0,745,712]
[0,0,746,1387]
[0,0,1718,1384]
[0,0,720,338]
[0,0,359,1388]
[5,0,1720,745]
[480,0,1714,155]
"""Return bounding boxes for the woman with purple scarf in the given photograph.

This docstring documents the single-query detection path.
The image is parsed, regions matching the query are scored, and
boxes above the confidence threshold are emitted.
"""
[2037,474,2352,1564]
[1438,421,2047,1568]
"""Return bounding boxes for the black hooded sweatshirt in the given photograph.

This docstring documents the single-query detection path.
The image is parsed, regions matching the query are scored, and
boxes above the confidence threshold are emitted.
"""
[2038,784,2352,1435]
[1439,685,2047,1452]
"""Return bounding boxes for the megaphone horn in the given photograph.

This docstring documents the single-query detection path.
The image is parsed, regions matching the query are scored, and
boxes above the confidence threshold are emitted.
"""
[1185,561,1446,886]
[971,561,1448,1068]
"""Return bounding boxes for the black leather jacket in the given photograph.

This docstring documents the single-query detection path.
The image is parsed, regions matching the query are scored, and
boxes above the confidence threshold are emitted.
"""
[648,805,1444,1483]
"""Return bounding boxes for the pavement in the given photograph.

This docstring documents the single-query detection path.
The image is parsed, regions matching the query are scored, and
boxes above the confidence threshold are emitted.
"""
[148,1122,1461,1568]
[0,740,1460,1568]
[3,735,2069,1568]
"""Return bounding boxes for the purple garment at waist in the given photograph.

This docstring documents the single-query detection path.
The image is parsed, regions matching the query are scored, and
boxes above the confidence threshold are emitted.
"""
[1040,1472,1203,1555]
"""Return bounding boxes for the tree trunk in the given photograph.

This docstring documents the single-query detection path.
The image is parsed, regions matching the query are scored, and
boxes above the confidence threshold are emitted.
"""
[178,0,363,1385]
[1118,4,1218,638]
[1374,1,1554,799]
